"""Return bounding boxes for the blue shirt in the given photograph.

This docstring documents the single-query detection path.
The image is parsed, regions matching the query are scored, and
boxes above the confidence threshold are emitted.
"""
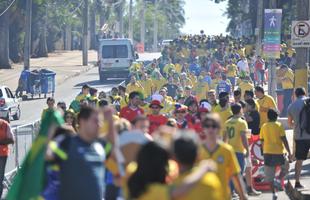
[59,136,106,200]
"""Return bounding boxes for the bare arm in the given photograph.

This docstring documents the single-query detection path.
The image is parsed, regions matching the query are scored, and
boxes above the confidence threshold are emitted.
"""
[171,160,216,199]
[232,174,248,200]
[287,115,294,129]
[281,136,292,161]
[241,131,249,157]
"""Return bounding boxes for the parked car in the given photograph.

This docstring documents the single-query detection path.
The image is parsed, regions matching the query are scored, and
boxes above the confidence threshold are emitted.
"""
[0,86,21,122]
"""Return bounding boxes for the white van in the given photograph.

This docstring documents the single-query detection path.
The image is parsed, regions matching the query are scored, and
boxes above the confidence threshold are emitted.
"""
[98,38,137,82]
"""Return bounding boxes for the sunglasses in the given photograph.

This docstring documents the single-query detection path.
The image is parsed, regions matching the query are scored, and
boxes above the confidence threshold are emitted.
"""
[66,115,74,119]
[176,111,186,114]
[203,124,219,129]
[151,106,160,109]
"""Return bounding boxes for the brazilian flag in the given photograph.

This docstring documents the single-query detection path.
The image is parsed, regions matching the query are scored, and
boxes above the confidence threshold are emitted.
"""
[7,109,64,200]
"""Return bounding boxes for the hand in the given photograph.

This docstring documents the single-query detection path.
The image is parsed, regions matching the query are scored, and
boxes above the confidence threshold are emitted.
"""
[198,159,217,173]
[103,106,114,121]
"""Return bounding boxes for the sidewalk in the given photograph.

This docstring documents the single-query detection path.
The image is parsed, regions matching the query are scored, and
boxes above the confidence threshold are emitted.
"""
[284,129,310,200]
[0,50,97,91]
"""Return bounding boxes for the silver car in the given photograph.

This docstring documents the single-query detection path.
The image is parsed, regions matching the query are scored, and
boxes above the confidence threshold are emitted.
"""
[0,86,21,122]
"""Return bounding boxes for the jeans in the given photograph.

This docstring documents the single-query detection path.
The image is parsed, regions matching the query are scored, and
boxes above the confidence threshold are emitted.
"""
[282,89,293,117]
[256,70,265,86]
[0,156,7,198]
[230,153,245,194]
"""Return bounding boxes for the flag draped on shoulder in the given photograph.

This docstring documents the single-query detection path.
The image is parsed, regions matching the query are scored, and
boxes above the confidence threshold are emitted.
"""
[7,109,64,200]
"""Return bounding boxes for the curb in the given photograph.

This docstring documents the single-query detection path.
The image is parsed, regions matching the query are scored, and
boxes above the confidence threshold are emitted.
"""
[286,180,310,200]
[56,62,96,86]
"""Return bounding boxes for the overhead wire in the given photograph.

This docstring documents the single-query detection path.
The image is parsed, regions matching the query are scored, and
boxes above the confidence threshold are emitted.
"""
[0,0,17,17]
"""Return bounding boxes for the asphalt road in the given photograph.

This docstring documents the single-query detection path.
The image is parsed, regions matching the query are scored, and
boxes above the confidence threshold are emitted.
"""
[10,52,161,127]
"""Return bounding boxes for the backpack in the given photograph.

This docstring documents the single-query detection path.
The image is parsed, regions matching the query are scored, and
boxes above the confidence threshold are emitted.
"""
[299,98,310,136]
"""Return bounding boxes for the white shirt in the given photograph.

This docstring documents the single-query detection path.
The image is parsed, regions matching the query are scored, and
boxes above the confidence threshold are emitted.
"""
[237,59,249,72]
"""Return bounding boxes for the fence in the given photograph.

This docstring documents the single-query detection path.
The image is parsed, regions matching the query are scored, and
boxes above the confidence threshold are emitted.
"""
[5,120,40,175]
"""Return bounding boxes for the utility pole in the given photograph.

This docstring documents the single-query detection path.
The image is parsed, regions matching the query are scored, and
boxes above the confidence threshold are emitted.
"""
[295,0,309,92]
[268,0,278,99]
[24,0,32,70]
[129,0,133,41]
[255,0,263,56]
[82,0,88,66]
[140,0,145,46]
[153,0,158,52]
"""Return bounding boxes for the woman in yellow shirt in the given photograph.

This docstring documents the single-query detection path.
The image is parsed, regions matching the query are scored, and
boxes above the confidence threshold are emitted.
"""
[278,64,294,116]
[127,142,219,200]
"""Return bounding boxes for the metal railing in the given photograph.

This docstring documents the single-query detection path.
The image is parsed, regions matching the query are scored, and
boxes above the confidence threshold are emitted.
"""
[5,120,40,181]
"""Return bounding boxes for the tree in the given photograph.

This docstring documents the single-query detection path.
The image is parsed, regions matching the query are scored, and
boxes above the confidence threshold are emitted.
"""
[0,2,12,69]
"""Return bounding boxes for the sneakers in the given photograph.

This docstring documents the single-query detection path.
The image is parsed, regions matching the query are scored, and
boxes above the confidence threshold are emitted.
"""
[247,187,261,196]
[272,192,278,200]
[295,181,305,189]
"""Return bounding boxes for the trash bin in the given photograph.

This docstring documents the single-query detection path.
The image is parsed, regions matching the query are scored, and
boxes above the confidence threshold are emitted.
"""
[20,70,30,91]
[40,69,56,96]
[28,70,41,96]
[276,89,284,113]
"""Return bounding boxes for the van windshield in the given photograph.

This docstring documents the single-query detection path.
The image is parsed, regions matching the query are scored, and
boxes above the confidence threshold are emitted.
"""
[102,45,128,58]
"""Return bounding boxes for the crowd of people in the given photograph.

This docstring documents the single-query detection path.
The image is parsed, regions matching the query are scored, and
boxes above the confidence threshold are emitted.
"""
[1,33,308,200]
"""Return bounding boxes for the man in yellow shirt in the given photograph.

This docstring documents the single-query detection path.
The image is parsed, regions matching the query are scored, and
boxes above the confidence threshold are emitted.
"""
[238,76,254,101]
[126,76,145,94]
[226,59,238,91]
[194,76,209,101]
[200,113,247,200]
[279,64,294,116]
[139,72,154,99]
[163,58,175,77]
[213,92,233,136]
[172,132,222,200]
[224,103,250,181]
[254,86,277,127]
[260,109,292,199]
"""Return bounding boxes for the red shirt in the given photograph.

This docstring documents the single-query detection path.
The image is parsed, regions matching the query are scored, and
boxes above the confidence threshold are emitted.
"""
[147,114,168,134]
[255,60,264,71]
[176,120,195,130]
[0,120,13,156]
[120,106,144,123]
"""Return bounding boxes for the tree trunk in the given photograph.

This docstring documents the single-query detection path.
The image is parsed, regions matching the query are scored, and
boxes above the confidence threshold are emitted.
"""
[9,22,22,63]
[36,7,48,57]
[64,25,72,50]
[89,3,97,50]
[0,10,11,69]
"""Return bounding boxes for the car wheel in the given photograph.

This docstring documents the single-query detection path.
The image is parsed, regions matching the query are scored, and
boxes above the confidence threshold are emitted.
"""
[5,112,10,123]
[13,107,21,120]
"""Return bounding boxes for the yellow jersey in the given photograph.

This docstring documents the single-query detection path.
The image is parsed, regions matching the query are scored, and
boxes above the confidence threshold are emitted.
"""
[140,79,154,97]
[175,63,182,74]
[260,121,286,154]
[163,63,175,75]
[226,64,238,77]
[152,79,167,92]
[224,117,248,153]
[213,105,233,135]
[126,83,145,94]
[194,83,209,101]
[238,81,254,100]
[199,142,241,200]
[282,69,294,89]
[120,94,129,108]
[257,95,277,127]
[173,169,222,200]
[135,184,170,200]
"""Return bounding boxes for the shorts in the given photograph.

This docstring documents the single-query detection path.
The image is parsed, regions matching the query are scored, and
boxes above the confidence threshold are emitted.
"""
[264,154,288,182]
[295,140,310,160]
[264,154,285,166]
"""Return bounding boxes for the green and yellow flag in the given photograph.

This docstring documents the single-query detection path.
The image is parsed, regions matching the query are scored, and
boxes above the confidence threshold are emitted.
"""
[7,109,64,200]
